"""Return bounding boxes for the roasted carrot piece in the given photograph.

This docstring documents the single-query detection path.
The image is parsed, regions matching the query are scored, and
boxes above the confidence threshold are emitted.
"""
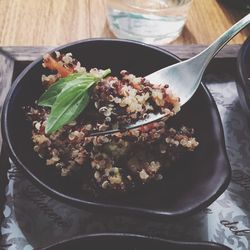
[43,54,73,77]
[131,82,142,90]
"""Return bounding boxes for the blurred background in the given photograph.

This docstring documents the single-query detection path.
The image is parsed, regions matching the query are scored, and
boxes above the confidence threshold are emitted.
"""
[0,0,249,46]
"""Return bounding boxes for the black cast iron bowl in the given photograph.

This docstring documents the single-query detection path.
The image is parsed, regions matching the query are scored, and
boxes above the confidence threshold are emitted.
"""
[42,233,231,250]
[2,38,231,219]
[236,37,250,117]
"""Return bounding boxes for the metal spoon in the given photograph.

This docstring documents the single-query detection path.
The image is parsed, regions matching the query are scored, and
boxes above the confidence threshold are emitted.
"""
[91,13,250,136]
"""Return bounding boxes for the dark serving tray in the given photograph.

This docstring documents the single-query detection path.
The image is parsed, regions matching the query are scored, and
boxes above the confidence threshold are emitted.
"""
[0,44,250,250]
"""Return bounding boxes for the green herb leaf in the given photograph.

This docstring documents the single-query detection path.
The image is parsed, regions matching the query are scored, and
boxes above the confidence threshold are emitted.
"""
[38,73,88,107]
[44,69,111,134]
[45,84,90,134]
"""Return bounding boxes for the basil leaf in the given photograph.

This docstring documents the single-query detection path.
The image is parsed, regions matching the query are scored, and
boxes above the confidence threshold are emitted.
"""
[45,85,90,134]
[43,68,111,133]
[38,73,86,107]
[60,75,97,93]
[38,69,111,107]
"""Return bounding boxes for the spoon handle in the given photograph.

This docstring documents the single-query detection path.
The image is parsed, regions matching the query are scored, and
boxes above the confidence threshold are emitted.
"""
[194,13,250,69]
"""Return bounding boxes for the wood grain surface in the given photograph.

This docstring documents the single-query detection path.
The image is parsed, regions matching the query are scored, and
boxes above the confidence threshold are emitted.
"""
[0,0,249,46]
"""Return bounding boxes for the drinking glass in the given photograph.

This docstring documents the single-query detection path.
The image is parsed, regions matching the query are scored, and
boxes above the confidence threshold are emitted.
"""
[105,0,192,44]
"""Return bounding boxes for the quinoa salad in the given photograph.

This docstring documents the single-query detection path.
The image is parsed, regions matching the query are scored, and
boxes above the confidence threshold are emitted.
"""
[25,51,199,192]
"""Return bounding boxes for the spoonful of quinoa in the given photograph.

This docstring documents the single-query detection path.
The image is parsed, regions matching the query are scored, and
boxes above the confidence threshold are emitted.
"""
[37,52,181,135]
[38,14,250,135]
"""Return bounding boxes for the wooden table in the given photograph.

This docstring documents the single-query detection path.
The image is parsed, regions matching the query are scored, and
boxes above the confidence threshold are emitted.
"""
[0,0,249,46]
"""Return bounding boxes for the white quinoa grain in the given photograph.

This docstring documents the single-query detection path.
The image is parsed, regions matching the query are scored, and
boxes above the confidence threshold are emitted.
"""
[139,169,149,180]
[102,180,109,189]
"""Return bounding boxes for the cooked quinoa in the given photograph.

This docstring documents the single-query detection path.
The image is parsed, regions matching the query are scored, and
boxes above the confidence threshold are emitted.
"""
[92,69,180,130]
[25,51,199,192]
